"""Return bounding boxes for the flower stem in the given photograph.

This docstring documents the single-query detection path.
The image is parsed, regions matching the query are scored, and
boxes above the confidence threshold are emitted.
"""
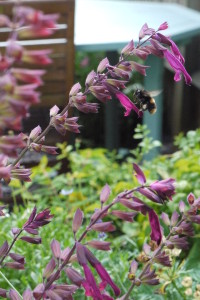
[123,217,184,299]
[0,271,23,299]
[123,281,135,300]
[172,280,187,300]
[0,229,23,266]
[39,188,139,297]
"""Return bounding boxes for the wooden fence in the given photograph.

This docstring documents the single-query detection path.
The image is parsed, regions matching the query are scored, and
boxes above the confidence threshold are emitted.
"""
[0,0,75,108]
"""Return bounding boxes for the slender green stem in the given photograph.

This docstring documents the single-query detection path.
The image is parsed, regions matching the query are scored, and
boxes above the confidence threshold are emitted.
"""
[0,271,23,299]
[123,281,135,300]
[0,229,23,266]
[172,280,187,300]
[123,217,184,299]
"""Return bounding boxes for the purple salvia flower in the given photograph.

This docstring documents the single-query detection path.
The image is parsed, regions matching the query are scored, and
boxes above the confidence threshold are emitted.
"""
[11,166,31,182]
[69,82,81,96]
[90,222,116,232]
[166,235,189,250]
[187,193,195,205]
[154,251,171,267]
[65,267,85,287]
[5,262,24,270]
[100,184,111,204]
[73,95,99,113]
[161,212,170,226]
[140,265,159,286]
[115,92,143,117]
[11,68,45,85]
[105,79,127,89]
[138,187,163,203]
[170,211,179,226]
[121,40,134,55]
[163,49,192,85]
[179,201,185,213]
[0,288,7,298]
[97,57,109,73]
[156,33,185,64]
[50,105,60,117]
[0,241,9,257]
[89,85,111,103]
[133,163,146,185]
[129,61,150,76]
[29,125,42,140]
[87,240,111,251]
[174,221,194,236]
[12,228,20,236]
[150,178,175,201]
[33,284,45,300]
[8,289,21,300]
[83,264,103,299]
[111,210,137,222]
[76,244,103,299]
[72,208,84,233]
[20,236,41,244]
[51,239,61,259]
[85,247,120,296]
[139,23,149,40]
[22,289,33,300]
[43,258,56,279]
[85,70,96,86]
[9,253,25,264]
[158,22,168,31]
[143,243,151,255]
[120,197,150,215]
[61,247,71,261]
[148,209,162,246]
[187,215,200,224]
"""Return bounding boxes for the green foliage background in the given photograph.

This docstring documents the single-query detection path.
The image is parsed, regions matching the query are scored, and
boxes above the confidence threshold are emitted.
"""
[0,127,200,299]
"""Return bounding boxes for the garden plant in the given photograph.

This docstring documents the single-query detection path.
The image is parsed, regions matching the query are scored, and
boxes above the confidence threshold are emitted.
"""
[0,2,199,300]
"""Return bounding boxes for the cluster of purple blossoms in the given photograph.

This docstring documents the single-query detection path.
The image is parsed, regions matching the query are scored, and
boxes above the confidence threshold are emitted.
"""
[0,2,196,299]
[0,207,53,274]
[0,5,59,194]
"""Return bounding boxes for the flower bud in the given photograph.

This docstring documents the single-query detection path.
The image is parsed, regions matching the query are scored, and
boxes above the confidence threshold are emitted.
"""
[87,240,111,251]
[9,289,21,300]
[29,125,42,140]
[97,57,109,73]
[0,241,9,257]
[171,211,179,226]
[85,70,96,86]
[161,212,170,226]
[121,40,134,55]
[100,184,111,204]
[23,289,33,300]
[72,208,84,233]
[69,82,81,96]
[179,200,185,213]
[111,210,137,222]
[187,193,195,205]
[51,239,61,259]
[50,105,59,117]
[90,221,115,232]
[158,22,168,31]
[20,236,41,244]
[43,258,56,279]
[133,163,146,185]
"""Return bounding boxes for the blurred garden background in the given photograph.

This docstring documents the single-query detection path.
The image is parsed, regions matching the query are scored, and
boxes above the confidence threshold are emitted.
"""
[0,0,200,299]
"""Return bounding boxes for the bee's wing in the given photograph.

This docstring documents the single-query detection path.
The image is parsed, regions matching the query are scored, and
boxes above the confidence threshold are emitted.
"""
[149,90,162,97]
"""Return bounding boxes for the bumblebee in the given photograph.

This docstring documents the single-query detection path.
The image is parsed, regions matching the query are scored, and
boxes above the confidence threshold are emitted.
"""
[133,89,161,114]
